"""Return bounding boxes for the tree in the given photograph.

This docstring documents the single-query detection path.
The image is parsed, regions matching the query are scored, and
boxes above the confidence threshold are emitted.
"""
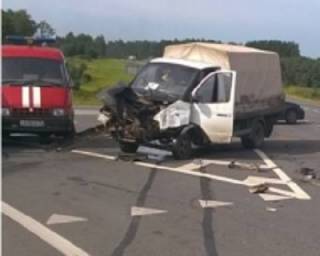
[246,40,300,58]
[94,35,107,57]
[2,9,37,42]
[36,21,56,38]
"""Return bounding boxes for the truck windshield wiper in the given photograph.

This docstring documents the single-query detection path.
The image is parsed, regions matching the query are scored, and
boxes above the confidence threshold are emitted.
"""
[2,79,24,85]
[22,79,64,87]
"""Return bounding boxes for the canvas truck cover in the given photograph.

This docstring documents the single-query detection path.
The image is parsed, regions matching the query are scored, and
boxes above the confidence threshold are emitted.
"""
[164,43,284,116]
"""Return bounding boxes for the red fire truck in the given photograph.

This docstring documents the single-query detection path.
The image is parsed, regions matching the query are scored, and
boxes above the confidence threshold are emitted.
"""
[2,36,74,138]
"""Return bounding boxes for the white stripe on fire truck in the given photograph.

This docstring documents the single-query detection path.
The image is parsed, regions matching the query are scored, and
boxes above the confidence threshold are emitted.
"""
[33,87,41,108]
[22,87,30,107]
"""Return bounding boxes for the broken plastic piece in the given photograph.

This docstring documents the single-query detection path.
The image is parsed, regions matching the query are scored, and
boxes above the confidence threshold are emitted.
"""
[249,183,269,194]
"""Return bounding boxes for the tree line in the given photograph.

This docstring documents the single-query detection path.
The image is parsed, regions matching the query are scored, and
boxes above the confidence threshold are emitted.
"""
[2,9,320,89]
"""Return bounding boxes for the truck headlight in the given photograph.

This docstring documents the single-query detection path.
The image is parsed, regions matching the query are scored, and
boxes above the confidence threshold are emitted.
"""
[52,108,65,116]
[2,108,10,116]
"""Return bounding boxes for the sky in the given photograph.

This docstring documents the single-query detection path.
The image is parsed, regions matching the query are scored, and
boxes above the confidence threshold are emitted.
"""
[3,0,320,57]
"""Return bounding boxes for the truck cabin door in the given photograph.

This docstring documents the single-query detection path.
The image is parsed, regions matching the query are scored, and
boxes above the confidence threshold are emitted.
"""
[191,70,236,144]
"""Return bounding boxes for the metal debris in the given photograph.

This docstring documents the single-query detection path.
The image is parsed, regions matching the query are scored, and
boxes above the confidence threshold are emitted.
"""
[249,183,269,194]
[300,167,317,182]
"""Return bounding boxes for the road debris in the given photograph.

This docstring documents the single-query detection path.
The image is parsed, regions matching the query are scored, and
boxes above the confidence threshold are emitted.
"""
[249,183,269,194]
[266,207,277,212]
[300,167,317,181]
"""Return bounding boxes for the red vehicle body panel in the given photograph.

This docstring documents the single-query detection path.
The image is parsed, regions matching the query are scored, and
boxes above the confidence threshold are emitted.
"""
[2,45,64,61]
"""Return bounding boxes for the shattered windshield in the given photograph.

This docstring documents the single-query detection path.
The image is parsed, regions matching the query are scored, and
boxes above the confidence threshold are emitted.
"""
[131,63,199,100]
[2,57,67,86]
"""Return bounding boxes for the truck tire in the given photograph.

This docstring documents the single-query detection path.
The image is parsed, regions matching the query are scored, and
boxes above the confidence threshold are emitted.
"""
[241,121,265,149]
[119,142,139,153]
[285,109,297,124]
[172,132,192,160]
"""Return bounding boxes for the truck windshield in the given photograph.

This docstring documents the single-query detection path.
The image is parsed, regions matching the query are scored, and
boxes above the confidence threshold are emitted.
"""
[2,57,67,86]
[131,63,199,100]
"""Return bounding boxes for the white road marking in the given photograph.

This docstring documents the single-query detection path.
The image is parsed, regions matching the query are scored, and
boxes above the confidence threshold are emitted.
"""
[72,150,117,161]
[47,214,87,225]
[243,176,286,186]
[131,206,167,216]
[199,200,233,208]
[22,87,30,107]
[312,109,320,114]
[33,87,41,108]
[266,207,277,212]
[259,193,293,202]
[255,149,311,200]
[2,202,90,256]
[72,150,246,186]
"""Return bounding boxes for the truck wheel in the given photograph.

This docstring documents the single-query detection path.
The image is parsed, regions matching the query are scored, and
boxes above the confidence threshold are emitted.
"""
[286,110,297,124]
[172,132,192,160]
[119,142,139,153]
[241,121,265,149]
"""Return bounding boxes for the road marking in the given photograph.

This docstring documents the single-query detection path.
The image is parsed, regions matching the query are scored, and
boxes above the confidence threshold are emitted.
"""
[72,150,117,161]
[259,193,293,202]
[73,150,311,201]
[131,207,167,216]
[199,200,234,208]
[72,150,246,186]
[2,202,90,256]
[243,176,287,186]
[312,109,320,114]
[255,149,311,200]
[47,214,87,225]
[266,207,277,212]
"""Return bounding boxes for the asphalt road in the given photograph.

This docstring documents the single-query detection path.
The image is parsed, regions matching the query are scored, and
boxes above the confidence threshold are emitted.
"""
[2,102,320,256]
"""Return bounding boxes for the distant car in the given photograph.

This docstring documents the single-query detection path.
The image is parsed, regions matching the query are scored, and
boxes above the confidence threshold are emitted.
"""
[279,102,305,124]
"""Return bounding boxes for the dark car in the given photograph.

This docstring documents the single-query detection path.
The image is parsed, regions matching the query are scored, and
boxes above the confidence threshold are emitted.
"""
[279,102,305,124]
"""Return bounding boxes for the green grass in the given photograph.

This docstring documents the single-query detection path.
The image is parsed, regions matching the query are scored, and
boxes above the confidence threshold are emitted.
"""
[70,57,133,105]
[284,85,320,104]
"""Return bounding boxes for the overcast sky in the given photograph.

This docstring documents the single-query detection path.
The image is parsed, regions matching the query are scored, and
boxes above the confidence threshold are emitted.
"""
[3,0,319,57]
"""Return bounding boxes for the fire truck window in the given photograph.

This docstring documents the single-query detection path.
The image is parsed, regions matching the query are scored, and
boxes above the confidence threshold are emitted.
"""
[2,58,66,85]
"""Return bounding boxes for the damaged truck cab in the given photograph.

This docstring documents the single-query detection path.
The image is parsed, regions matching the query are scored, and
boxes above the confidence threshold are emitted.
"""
[99,43,284,159]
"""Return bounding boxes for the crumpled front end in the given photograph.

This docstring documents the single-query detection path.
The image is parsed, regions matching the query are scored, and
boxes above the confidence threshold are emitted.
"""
[98,83,191,144]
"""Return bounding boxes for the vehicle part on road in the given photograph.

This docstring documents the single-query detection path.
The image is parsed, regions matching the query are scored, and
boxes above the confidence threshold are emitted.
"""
[249,183,269,194]
[299,167,317,181]
[266,207,277,212]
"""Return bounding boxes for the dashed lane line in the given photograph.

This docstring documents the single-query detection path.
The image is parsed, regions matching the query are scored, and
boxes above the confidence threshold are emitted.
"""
[2,201,90,256]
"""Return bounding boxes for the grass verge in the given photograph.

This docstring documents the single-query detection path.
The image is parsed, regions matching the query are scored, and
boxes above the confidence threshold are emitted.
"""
[70,57,133,105]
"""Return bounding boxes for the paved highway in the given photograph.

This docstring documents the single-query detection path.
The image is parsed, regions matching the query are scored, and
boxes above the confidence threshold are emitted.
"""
[2,101,320,256]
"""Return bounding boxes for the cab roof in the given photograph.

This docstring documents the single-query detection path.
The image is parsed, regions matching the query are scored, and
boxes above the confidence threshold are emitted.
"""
[2,45,64,61]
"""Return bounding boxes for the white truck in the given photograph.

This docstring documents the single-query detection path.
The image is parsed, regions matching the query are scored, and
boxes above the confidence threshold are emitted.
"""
[99,43,284,159]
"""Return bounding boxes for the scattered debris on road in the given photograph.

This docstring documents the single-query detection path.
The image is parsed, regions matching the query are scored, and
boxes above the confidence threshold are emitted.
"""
[249,183,269,194]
